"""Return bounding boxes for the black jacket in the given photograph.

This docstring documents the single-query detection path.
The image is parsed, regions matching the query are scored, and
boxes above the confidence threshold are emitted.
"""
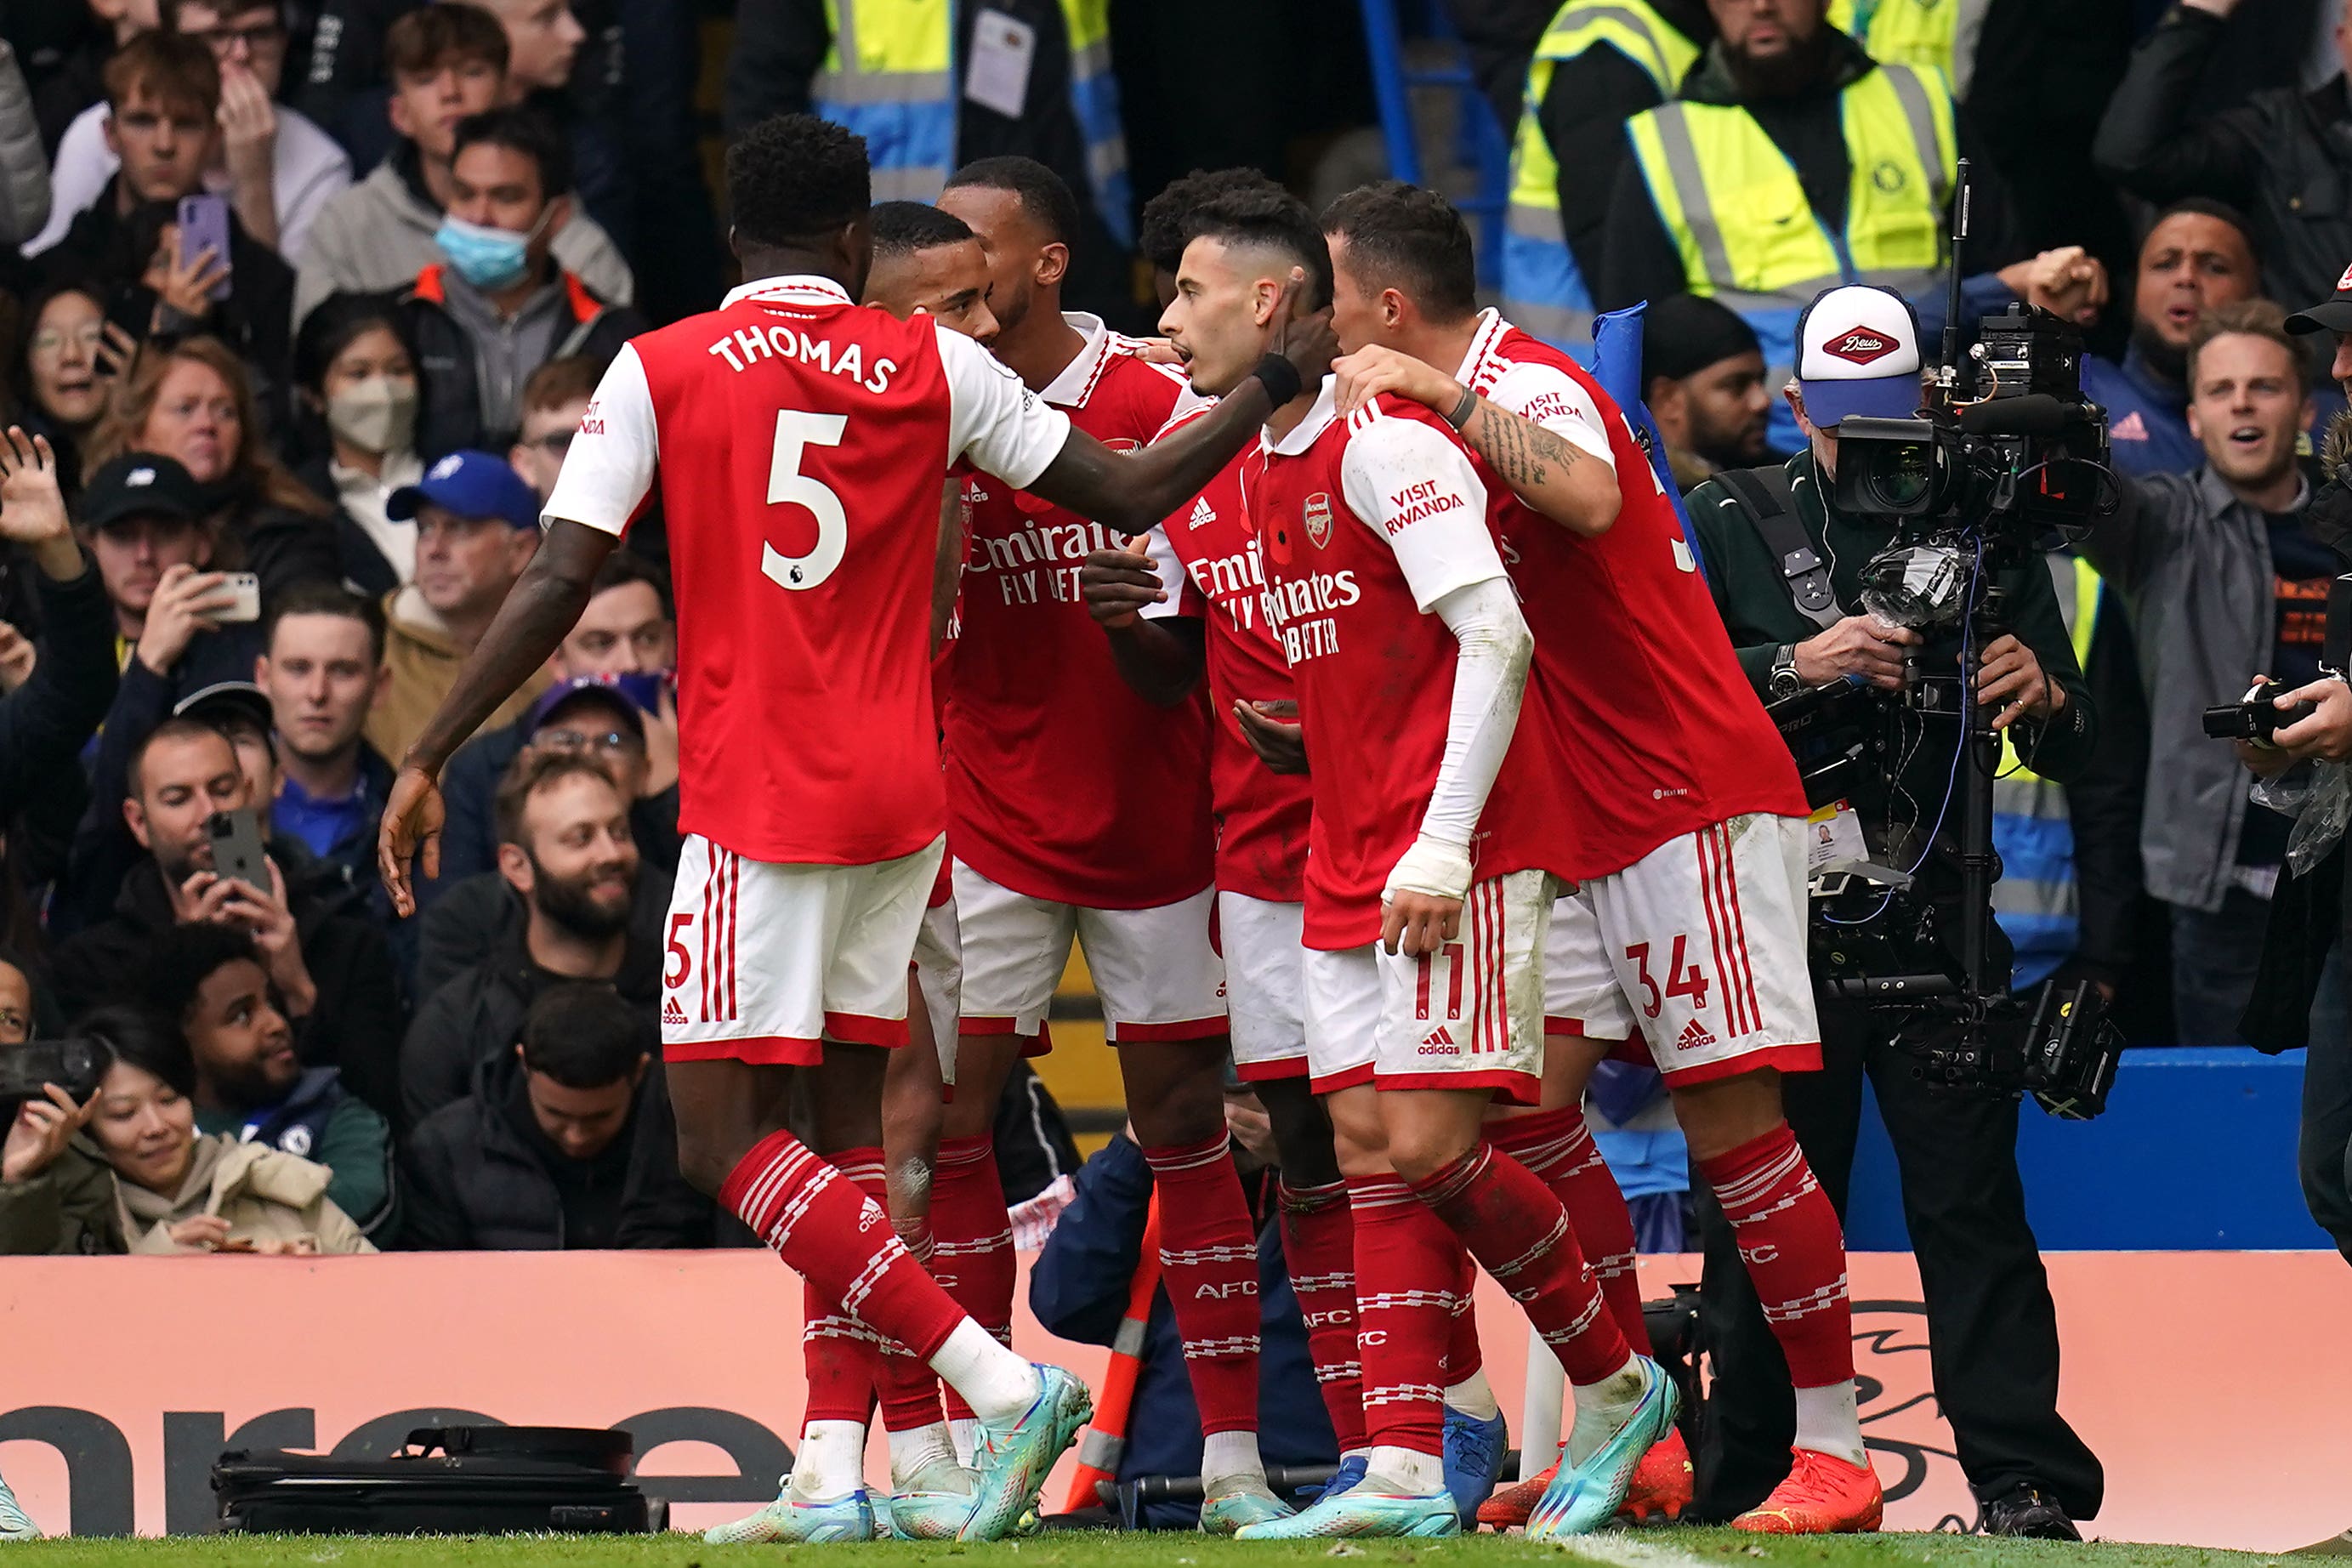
[292,450,403,600]
[399,264,644,458]
[48,843,406,1117]
[402,1042,713,1249]
[399,873,665,1128]
[2093,4,2352,312]
[0,555,113,823]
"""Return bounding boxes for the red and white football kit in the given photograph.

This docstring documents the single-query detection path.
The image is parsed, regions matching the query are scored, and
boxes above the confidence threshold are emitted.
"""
[1452,309,1820,1087]
[945,314,1225,1043]
[1243,382,1561,1105]
[546,275,1072,1065]
[1141,404,1315,1081]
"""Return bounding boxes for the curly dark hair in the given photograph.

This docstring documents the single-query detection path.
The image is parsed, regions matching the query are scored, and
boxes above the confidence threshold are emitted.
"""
[945,156,1079,247]
[727,114,871,245]
[1164,171,1332,311]
[1139,168,1289,276]
[1321,179,1479,324]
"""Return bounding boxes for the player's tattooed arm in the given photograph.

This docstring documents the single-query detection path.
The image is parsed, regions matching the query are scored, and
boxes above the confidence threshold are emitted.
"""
[378,519,618,915]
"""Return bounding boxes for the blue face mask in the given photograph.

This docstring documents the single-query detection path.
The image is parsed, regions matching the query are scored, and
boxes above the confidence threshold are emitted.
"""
[434,213,535,291]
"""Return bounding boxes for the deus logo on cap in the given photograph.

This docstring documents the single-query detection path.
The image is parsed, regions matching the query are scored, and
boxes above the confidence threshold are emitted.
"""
[2337,260,2352,293]
[1822,328,1898,366]
[1304,491,1332,548]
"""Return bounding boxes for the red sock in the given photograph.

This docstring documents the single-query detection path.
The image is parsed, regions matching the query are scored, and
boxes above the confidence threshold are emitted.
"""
[1445,1247,1482,1384]
[875,1212,949,1434]
[1277,1179,1366,1452]
[801,1147,887,1425]
[720,1130,965,1365]
[1696,1124,1853,1388]
[1349,1173,1453,1457]
[1408,1142,1631,1387]
[1142,1133,1262,1437]
[928,1133,1014,1422]
[1491,1108,1653,1355]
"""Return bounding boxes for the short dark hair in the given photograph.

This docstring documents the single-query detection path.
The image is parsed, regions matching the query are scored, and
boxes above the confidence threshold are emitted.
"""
[946,156,1079,247]
[494,748,620,849]
[1167,172,1332,312]
[2187,297,2309,398]
[293,290,415,397]
[869,201,977,258]
[264,580,387,666]
[727,113,871,247]
[128,714,236,799]
[520,982,645,1088]
[452,105,572,199]
[143,922,263,1027]
[1321,179,1479,324]
[2143,196,2261,273]
[104,31,221,117]
[73,1004,196,1099]
[384,2,509,79]
[520,355,601,418]
[1139,168,1285,275]
[588,549,673,617]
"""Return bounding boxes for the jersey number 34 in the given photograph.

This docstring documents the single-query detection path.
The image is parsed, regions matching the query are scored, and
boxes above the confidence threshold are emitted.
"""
[764,409,849,592]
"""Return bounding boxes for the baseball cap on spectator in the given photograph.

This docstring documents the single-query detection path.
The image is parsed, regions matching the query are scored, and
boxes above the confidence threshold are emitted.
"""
[1643,293,1761,387]
[528,675,647,741]
[387,450,541,531]
[1793,285,1925,428]
[79,453,207,531]
[175,680,275,738]
[2285,260,2352,335]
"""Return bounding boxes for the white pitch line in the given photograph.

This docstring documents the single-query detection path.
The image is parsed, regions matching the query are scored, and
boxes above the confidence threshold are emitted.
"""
[1545,1528,1720,1568]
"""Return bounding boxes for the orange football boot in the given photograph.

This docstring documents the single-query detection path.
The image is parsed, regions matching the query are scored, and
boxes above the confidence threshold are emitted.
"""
[1620,1428,1693,1522]
[1731,1448,1883,1534]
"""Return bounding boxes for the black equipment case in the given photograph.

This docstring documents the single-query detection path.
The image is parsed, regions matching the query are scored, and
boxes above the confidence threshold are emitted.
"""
[213,1425,663,1534]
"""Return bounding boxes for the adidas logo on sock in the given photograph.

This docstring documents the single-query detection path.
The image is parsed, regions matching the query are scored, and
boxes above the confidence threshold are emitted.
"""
[1675,1018,1717,1051]
[1189,495,1217,529]
[663,997,686,1025]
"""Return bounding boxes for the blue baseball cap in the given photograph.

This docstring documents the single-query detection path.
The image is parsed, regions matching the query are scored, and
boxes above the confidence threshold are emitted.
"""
[387,450,541,531]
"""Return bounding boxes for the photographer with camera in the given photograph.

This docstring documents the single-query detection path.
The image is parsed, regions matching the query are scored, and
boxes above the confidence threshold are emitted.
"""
[1683,285,2103,1537]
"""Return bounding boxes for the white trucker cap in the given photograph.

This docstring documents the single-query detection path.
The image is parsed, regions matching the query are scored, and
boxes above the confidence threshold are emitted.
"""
[1794,284,1926,427]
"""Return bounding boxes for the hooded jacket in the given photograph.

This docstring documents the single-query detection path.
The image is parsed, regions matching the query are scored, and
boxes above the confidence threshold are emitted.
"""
[403,1042,712,1249]
[292,146,637,328]
[365,582,553,767]
[117,1132,374,1253]
[401,263,645,458]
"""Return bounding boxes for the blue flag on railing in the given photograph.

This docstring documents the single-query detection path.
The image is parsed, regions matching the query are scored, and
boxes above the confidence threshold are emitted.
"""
[1589,302,1709,582]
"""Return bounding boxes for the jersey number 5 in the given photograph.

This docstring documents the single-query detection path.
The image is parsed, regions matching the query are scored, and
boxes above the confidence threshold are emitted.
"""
[764,409,849,592]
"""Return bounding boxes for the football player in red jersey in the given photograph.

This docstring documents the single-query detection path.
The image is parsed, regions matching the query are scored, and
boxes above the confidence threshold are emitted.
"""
[1316,183,1875,1536]
[1079,169,1376,1499]
[927,155,1294,1533]
[378,114,1337,1543]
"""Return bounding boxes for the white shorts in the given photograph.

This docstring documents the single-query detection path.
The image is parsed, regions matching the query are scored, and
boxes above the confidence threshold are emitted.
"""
[1219,891,1307,1082]
[912,894,962,1087]
[953,862,1227,1044]
[662,833,943,1066]
[1302,868,1551,1101]
[1582,814,1823,1085]
[1543,889,1640,1041]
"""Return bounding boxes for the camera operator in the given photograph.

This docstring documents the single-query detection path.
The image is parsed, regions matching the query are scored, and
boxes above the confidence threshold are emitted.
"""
[1682,285,2103,1537]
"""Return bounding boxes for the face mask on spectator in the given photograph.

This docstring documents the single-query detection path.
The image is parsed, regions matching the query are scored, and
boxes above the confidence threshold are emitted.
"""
[327,376,420,456]
[434,213,547,292]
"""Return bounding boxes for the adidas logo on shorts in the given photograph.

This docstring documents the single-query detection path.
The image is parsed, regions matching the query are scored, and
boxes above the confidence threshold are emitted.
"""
[1417,1025,1458,1055]
[1676,1018,1717,1052]
[663,997,686,1025]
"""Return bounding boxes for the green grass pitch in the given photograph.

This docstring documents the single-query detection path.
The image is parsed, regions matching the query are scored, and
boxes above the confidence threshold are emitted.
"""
[0,1531,2298,1568]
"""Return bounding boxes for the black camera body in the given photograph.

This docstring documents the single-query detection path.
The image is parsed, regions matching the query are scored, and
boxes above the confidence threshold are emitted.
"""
[0,1037,113,1106]
[2201,679,2314,742]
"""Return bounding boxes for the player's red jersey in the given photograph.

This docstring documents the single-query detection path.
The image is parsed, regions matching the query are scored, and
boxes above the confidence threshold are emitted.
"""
[944,315,1216,909]
[1244,385,1565,949]
[546,274,1071,866]
[1457,310,1805,877]
[1149,405,1310,903]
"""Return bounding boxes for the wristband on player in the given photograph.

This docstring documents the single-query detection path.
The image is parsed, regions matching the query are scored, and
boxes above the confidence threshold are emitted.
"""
[1251,353,1304,409]
[1444,385,1480,430]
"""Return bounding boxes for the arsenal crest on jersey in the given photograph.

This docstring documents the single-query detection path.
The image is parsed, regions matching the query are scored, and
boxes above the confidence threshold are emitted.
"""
[1304,491,1332,548]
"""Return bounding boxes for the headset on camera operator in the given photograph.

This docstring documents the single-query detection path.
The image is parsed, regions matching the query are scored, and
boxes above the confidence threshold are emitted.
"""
[1679,284,2105,1537]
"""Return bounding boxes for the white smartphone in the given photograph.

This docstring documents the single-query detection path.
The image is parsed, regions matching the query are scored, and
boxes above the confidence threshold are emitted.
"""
[217,571,262,623]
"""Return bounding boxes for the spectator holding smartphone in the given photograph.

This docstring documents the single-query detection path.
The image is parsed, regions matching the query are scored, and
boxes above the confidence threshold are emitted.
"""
[28,0,354,261]
[14,281,116,500]
[0,960,118,1259]
[26,33,295,378]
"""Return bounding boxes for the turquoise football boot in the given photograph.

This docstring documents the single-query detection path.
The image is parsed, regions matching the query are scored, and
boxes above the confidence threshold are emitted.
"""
[1198,1479,1298,1534]
[702,1479,876,1543]
[957,1365,1092,1541]
[1525,1356,1681,1542]
[1233,1474,1461,1540]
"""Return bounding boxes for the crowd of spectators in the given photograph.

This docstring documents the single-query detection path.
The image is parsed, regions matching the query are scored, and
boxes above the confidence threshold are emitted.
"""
[0,0,2341,1268]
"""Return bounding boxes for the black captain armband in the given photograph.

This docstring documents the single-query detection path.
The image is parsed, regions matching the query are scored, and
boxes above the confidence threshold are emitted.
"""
[1250,354,1304,409]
